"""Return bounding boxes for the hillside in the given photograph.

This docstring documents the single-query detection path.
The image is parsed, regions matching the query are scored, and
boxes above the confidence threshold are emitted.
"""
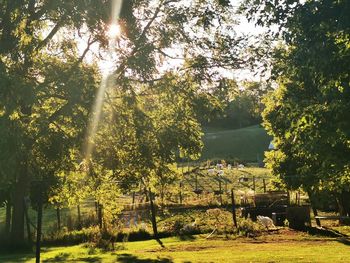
[201,125,272,162]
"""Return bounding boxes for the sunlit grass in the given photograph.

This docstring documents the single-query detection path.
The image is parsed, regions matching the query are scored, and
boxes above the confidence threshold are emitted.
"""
[1,232,349,262]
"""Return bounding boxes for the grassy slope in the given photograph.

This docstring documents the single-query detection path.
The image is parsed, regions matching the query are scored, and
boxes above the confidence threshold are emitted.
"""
[1,230,349,262]
[201,125,272,161]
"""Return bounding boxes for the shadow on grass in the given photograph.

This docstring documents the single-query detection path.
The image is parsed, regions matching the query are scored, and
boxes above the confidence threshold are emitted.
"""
[305,226,350,246]
[178,235,196,241]
[156,238,165,248]
[42,252,102,262]
[43,252,71,262]
[0,254,34,262]
[336,237,350,246]
[116,253,174,263]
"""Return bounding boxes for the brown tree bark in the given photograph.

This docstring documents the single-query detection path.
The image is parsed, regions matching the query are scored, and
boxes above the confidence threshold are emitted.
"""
[148,189,158,239]
[11,173,28,244]
[56,207,61,231]
[307,190,321,227]
[98,204,103,229]
[5,200,12,236]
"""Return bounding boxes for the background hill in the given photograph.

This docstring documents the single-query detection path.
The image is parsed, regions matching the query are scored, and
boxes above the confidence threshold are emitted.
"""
[200,125,272,162]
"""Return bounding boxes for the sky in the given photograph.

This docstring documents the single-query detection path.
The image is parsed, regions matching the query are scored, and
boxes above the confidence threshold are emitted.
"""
[75,0,268,82]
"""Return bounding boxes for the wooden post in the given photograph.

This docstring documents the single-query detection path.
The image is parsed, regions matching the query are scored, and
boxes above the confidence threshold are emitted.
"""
[195,173,198,191]
[219,179,222,206]
[95,201,98,215]
[231,189,238,228]
[35,190,43,263]
[263,179,266,193]
[77,204,81,230]
[253,176,256,192]
[179,181,183,205]
[132,192,136,210]
[148,189,158,239]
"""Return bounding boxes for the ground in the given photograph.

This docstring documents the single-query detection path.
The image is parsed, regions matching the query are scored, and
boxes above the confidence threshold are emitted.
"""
[1,229,349,262]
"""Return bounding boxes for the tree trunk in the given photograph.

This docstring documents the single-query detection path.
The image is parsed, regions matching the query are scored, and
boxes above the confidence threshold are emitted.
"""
[148,189,158,239]
[5,200,12,236]
[341,191,350,217]
[11,173,28,244]
[35,197,43,263]
[98,204,103,229]
[307,191,321,227]
[56,208,61,231]
[24,199,32,244]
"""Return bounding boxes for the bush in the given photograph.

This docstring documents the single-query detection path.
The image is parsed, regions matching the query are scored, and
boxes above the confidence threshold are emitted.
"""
[43,226,101,246]
[237,218,265,237]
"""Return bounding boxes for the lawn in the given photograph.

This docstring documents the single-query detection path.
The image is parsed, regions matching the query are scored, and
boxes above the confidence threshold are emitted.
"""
[1,229,349,262]
[201,125,272,162]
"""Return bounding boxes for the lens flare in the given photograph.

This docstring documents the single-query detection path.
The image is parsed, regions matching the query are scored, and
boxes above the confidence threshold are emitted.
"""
[84,0,123,160]
[107,23,121,39]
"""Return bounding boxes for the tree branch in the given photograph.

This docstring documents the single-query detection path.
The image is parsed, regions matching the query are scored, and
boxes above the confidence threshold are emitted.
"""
[36,20,64,50]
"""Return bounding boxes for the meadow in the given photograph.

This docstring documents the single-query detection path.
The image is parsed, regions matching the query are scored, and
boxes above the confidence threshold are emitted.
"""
[0,229,349,262]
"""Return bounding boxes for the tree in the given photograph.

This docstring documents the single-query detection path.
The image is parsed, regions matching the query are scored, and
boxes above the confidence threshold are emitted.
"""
[0,0,108,244]
[203,80,272,129]
[241,0,350,217]
[86,0,247,239]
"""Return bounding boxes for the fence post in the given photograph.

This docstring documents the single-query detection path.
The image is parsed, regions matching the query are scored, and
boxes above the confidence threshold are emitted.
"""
[263,179,266,193]
[253,176,256,192]
[231,189,238,228]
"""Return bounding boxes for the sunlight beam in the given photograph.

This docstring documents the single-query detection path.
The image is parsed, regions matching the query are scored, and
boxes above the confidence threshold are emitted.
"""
[84,0,123,160]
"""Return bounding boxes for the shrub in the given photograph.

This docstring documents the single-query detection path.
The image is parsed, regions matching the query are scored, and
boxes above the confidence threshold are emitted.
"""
[237,218,265,237]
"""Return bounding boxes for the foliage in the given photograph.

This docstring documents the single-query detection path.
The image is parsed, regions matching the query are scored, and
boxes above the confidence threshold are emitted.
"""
[241,0,350,215]
[237,217,265,237]
[205,81,273,129]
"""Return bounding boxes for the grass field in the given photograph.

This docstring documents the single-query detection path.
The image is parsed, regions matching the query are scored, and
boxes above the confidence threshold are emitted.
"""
[201,125,272,161]
[0,229,349,262]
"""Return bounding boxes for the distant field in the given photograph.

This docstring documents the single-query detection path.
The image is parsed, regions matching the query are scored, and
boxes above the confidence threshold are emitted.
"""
[1,229,349,262]
[201,125,272,162]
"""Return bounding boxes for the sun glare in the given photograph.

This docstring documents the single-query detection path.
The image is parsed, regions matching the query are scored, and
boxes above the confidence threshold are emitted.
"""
[107,23,121,39]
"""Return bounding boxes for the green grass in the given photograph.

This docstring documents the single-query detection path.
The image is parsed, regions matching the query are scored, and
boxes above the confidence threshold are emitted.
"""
[201,125,272,161]
[1,230,349,262]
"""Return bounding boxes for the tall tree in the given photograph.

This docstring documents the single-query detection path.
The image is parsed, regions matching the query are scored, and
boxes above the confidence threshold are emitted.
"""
[0,0,108,244]
[87,0,247,237]
[241,0,350,216]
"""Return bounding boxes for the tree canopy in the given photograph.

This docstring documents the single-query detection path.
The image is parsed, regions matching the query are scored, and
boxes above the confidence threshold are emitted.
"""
[241,0,350,214]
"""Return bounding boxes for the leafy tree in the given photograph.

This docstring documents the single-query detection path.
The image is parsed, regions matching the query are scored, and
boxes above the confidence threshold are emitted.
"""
[0,0,107,244]
[241,0,350,217]
[87,0,247,238]
[204,80,272,129]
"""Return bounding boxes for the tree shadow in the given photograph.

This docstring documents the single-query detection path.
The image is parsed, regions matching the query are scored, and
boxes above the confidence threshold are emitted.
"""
[336,237,350,246]
[43,252,102,262]
[75,256,102,262]
[178,235,196,241]
[116,253,173,263]
[304,226,350,246]
[156,238,165,248]
[43,252,71,262]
